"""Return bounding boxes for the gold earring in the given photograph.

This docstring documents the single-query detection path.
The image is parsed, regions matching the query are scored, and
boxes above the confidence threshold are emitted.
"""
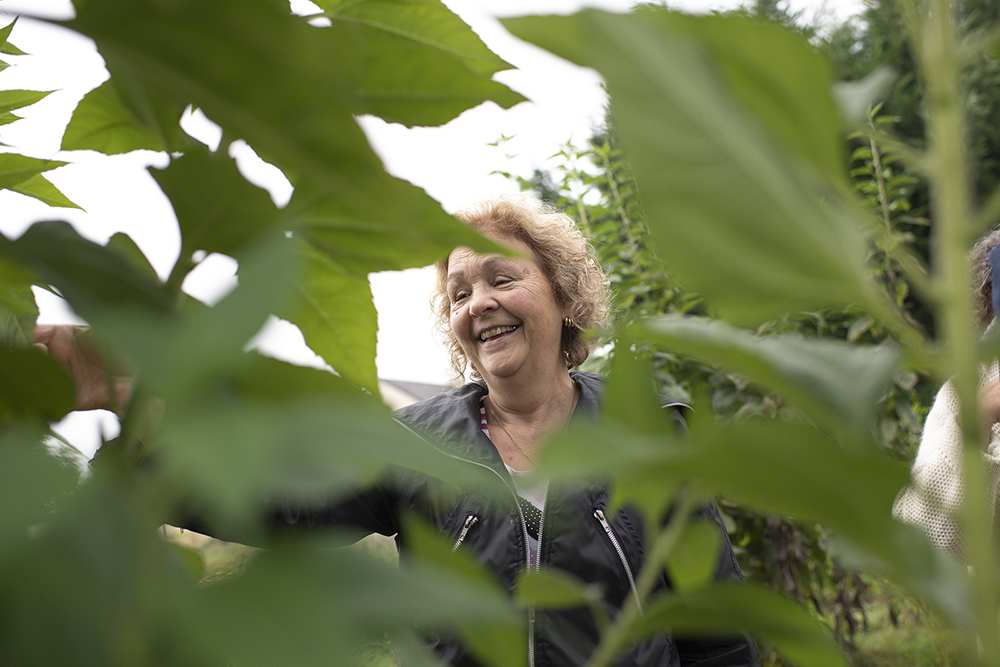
[564,317,575,329]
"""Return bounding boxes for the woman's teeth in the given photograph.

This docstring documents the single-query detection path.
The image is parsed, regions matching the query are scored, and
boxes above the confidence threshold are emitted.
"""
[480,325,517,341]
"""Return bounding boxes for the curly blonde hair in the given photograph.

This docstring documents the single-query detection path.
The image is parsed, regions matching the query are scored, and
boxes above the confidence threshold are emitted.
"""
[431,195,611,383]
[970,225,1000,332]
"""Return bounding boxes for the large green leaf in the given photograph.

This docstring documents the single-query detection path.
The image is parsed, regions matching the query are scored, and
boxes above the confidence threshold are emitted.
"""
[61,79,169,154]
[640,10,848,189]
[0,469,208,667]
[295,174,500,276]
[0,221,173,327]
[0,259,38,347]
[637,315,901,443]
[0,347,75,423]
[150,147,281,263]
[503,10,897,328]
[636,584,848,667]
[65,0,510,276]
[313,0,526,126]
[286,242,380,394]
[0,429,80,569]
[404,516,527,667]
[685,417,911,567]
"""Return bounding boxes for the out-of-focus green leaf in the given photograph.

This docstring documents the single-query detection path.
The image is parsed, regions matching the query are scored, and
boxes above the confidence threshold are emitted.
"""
[0,262,38,347]
[0,429,79,568]
[106,232,160,282]
[0,347,76,422]
[313,0,526,126]
[0,89,51,114]
[635,584,848,667]
[405,516,527,667]
[642,10,848,189]
[0,221,173,327]
[0,153,67,189]
[295,176,501,275]
[0,470,206,667]
[834,67,897,125]
[664,520,720,593]
[601,339,676,438]
[192,532,522,667]
[503,10,898,328]
[8,173,80,209]
[638,315,901,443]
[516,568,604,609]
[62,79,168,154]
[151,147,280,263]
[0,111,20,125]
[687,417,909,563]
[286,243,379,394]
[109,230,295,408]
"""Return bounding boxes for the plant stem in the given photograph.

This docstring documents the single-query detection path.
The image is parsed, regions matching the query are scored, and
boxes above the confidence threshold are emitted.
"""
[913,0,999,658]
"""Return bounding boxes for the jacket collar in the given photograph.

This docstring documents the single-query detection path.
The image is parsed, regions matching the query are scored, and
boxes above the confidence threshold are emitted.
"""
[393,371,605,469]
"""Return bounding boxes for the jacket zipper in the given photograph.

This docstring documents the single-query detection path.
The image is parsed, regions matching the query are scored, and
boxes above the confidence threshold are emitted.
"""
[527,481,550,667]
[451,514,478,552]
[594,508,643,615]
[393,418,538,667]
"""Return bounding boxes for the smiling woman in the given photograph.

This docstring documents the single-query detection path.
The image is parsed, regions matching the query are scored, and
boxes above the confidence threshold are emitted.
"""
[371,193,759,665]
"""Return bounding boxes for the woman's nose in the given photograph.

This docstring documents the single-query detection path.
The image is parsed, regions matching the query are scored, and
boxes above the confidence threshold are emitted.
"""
[468,289,497,317]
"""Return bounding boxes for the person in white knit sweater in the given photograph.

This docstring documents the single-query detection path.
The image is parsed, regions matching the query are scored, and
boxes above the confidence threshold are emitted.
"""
[894,227,1000,561]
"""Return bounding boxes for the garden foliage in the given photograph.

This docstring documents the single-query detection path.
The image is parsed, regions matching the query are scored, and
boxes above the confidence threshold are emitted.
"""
[0,0,997,666]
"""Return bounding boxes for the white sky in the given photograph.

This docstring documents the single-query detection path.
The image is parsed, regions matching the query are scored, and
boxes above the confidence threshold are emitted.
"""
[0,0,866,397]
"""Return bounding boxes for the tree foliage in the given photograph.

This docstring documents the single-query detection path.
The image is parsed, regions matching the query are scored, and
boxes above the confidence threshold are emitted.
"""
[0,1,998,667]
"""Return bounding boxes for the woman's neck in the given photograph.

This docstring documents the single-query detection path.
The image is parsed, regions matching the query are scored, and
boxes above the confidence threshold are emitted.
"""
[485,369,578,443]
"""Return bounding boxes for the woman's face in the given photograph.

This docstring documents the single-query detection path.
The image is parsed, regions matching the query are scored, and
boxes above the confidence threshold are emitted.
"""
[446,241,566,384]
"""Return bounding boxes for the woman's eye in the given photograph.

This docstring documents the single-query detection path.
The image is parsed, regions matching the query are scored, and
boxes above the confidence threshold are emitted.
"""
[495,276,513,286]
[452,291,468,303]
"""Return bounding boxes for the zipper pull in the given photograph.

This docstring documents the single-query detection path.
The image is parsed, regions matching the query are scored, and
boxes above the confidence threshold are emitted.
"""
[594,508,613,533]
[452,514,479,552]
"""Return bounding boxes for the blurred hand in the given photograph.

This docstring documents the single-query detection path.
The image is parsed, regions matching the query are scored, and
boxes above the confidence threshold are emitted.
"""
[33,324,134,413]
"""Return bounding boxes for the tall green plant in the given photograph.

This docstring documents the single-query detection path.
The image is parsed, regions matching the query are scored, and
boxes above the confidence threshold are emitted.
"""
[2,1,998,667]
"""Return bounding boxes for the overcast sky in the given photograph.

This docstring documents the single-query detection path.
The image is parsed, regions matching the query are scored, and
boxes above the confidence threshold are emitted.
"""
[0,0,867,394]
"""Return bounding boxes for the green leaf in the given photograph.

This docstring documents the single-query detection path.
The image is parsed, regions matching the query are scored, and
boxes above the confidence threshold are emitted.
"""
[404,516,527,667]
[106,232,160,282]
[516,568,604,609]
[664,520,721,593]
[0,111,20,126]
[61,79,168,154]
[636,584,848,667]
[503,10,896,328]
[0,20,26,57]
[295,175,502,275]
[637,315,901,443]
[0,153,67,190]
[0,89,52,114]
[644,10,848,189]
[687,417,910,562]
[0,347,76,423]
[8,173,81,209]
[0,221,172,327]
[150,147,281,264]
[0,430,79,568]
[833,67,897,125]
[313,0,526,126]
[0,259,38,347]
[285,243,379,394]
